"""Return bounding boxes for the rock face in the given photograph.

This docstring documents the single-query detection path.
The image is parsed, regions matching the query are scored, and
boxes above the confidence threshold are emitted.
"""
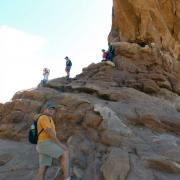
[109,0,180,60]
[0,73,180,179]
[0,0,180,180]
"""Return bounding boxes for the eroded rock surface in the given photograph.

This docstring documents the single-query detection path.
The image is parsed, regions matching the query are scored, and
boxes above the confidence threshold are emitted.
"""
[109,0,180,60]
[0,74,180,179]
[0,0,180,179]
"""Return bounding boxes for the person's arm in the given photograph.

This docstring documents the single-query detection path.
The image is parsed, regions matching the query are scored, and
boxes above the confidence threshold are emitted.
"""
[44,128,67,150]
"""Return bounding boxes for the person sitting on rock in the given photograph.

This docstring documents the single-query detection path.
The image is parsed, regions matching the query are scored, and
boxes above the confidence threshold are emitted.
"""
[36,102,72,180]
[37,68,50,88]
[43,67,50,84]
[102,49,108,62]
[65,56,72,79]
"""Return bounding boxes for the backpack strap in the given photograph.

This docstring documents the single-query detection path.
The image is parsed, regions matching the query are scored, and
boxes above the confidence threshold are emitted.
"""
[38,128,44,136]
[36,115,43,137]
[37,114,51,137]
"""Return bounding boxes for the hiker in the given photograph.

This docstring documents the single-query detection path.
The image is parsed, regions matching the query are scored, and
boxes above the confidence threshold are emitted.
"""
[101,49,108,61]
[37,68,50,88]
[36,102,71,180]
[65,56,72,79]
[43,67,50,84]
[107,43,114,61]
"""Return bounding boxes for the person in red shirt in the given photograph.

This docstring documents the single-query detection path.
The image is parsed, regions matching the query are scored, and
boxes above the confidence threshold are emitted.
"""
[102,49,108,61]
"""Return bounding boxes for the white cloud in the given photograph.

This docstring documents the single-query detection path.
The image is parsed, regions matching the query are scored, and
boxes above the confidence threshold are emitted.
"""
[0,24,110,103]
[0,25,47,58]
[0,25,47,103]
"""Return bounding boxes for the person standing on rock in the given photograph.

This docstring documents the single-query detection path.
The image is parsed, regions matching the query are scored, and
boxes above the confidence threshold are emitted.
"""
[65,56,72,79]
[36,102,71,180]
[107,42,114,61]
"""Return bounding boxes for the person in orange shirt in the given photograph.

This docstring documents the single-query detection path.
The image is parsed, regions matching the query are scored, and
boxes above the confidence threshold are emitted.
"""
[36,102,71,180]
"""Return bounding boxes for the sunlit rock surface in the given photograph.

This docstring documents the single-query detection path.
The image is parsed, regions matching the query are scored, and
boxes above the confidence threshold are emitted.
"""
[109,0,180,60]
[0,0,180,179]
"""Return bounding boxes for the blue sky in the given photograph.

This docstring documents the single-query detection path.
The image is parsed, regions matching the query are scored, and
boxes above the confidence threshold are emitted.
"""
[0,0,112,103]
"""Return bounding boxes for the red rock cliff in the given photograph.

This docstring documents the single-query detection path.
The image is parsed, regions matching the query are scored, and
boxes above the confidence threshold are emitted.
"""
[0,1,180,180]
[109,0,180,60]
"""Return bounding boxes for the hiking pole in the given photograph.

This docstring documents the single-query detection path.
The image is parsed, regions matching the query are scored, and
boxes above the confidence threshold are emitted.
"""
[52,167,61,180]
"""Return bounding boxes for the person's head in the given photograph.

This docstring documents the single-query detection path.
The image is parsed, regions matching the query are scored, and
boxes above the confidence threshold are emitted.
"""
[43,102,57,116]
[43,67,49,72]
[65,56,69,60]
[102,49,105,52]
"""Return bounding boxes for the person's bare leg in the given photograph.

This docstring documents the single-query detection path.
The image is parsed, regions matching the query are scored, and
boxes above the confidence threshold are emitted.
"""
[36,166,47,180]
[59,150,70,180]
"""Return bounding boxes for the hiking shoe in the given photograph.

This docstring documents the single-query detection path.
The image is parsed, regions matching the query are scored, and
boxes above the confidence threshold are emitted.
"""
[66,177,71,180]
[66,176,81,180]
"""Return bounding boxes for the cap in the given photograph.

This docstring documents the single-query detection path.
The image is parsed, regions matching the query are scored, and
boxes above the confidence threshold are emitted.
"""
[45,102,57,109]
[65,56,68,59]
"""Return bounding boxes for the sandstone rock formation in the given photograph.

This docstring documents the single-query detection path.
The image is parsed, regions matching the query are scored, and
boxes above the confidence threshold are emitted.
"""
[0,0,180,180]
[109,0,180,60]
[0,69,180,179]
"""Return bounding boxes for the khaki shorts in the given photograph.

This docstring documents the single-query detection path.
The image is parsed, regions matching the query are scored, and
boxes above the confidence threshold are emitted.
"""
[36,140,64,167]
